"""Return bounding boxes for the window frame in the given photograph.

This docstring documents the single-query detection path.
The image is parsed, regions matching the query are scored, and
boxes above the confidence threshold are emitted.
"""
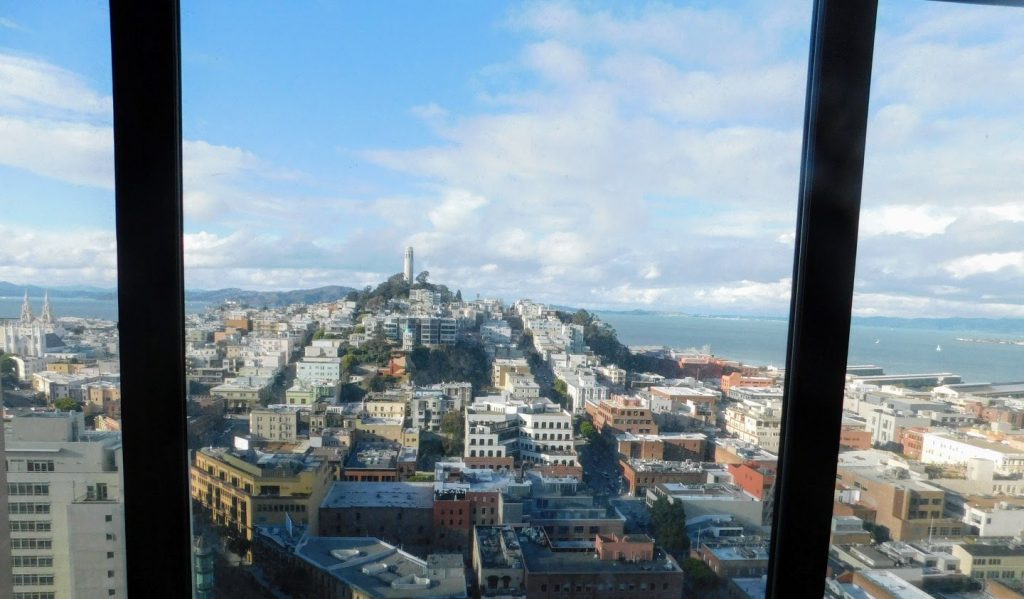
[105,0,1006,597]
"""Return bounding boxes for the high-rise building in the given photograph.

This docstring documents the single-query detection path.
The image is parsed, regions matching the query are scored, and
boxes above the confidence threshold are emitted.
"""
[5,411,127,598]
[404,246,414,283]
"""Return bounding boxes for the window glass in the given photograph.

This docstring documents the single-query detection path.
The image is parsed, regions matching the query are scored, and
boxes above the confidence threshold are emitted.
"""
[826,1,1024,594]
[1,2,127,597]
[181,1,813,596]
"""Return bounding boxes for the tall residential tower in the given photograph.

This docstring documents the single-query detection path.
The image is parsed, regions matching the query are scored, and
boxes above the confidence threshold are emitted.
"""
[403,246,414,283]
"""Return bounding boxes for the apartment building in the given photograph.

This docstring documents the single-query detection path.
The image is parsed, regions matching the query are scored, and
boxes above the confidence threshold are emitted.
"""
[587,396,658,436]
[724,397,783,453]
[5,412,127,599]
[209,376,273,412]
[465,396,577,467]
[562,372,609,415]
[250,407,299,443]
[294,357,342,383]
[835,465,965,541]
[492,358,531,388]
[474,524,684,599]
[616,432,707,462]
[190,447,331,539]
[950,543,1024,582]
[921,432,1024,475]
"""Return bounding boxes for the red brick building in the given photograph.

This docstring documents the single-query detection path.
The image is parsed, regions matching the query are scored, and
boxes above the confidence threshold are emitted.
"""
[616,432,706,462]
[587,396,658,435]
[727,463,777,501]
[840,425,873,450]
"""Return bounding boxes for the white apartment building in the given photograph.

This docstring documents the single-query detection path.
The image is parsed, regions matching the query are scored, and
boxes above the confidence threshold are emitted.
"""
[464,396,576,467]
[724,398,783,453]
[409,383,470,431]
[596,365,626,386]
[962,501,1024,537]
[863,408,931,445]
[503,373,540,400]
[492,358,530,388]
[5,411,127,599]
[480,320,512,344]
[562,372,609,415]
[921,432,1024,475]
[295,357,343,383]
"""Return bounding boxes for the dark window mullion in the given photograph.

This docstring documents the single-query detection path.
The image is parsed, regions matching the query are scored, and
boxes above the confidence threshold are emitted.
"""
[110,0,193,596]
[767,0,878,597]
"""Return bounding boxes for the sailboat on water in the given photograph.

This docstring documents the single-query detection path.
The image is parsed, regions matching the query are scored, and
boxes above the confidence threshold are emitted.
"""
[936,345,942,352]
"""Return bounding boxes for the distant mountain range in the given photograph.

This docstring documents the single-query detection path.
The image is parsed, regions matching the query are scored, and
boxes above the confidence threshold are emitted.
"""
[0,281,355,308]
[0,281,117,301]
[184,285,356,306]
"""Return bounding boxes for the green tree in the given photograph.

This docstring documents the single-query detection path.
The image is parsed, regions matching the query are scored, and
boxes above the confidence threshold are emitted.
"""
[415,270,430,285]
[454,289,462,302]
[53,397,81,412]
[649,496,690,558]
[580,421,597,439]
[338,383,366,402]
[340,353,358,375]
[571,309,593,326]
[551,379,569,406]
[312,328,326,340]
[440,411,465,455]
[0,353,17,386]
[680,558,718,591]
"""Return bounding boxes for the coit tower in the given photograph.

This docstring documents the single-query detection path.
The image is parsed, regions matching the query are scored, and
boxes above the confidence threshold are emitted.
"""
[403,246,414,283]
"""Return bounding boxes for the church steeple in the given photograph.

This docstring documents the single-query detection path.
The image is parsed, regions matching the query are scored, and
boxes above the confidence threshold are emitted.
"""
[41,291,54,325]
[20,289,33,323]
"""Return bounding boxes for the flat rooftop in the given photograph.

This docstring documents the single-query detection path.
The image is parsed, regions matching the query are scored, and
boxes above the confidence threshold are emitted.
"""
[926,433,1024,456]
[941,382,1024,397]
[617,432,706,443]
[475,526,525,570]
[626,459,716,474]
[321,482,434,510]
[707,544,769,562]
[659,483,757,501]
[515,528,681,574]
[294,536,467,598]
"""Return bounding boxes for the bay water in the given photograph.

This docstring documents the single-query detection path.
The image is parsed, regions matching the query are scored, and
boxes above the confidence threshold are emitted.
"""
[3,297,1019,384]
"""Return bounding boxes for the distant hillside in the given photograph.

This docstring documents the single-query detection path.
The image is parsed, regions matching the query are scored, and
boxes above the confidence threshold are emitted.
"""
[0,281,356,308]
[0,281,116,301]
[184,285,356,307]
[852,316,1024,334]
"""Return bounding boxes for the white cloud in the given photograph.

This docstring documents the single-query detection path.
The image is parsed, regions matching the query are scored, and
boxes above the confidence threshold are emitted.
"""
[0,116,113,188]
[0,226,117,286]
[852,292,1024,319]
[524,41,589,84]
[859,205,958,238]
[944,252,1024,279]
[0,53,112,117]
[426,189,489,231]
[693,278,792,307]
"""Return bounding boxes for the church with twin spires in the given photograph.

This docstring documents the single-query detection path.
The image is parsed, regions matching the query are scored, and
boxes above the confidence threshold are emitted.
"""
[1,291,66,357]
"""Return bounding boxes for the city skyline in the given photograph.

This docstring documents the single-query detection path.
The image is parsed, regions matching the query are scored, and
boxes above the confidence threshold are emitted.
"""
[1,1,1023,317]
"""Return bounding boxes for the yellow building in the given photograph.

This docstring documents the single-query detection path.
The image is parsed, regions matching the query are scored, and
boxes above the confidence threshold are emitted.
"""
[83,381,122,418]
[951,544,1024,582]
[46,361,87,374]
[191,447,331,539]
[364,398,406,419]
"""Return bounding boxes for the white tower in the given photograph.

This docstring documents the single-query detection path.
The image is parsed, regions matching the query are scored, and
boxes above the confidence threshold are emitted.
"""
[403,246,414,283]
[41,290,55,325]
[19,289,33,324]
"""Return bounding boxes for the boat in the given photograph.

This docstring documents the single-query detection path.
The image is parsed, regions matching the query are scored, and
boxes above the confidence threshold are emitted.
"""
[936,345,942,352]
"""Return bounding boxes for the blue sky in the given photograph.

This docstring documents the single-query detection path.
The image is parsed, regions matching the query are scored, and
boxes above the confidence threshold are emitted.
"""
[2,1,1023,317]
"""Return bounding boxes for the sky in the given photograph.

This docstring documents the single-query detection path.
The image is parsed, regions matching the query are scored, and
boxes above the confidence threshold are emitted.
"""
[1,1,1023,317]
